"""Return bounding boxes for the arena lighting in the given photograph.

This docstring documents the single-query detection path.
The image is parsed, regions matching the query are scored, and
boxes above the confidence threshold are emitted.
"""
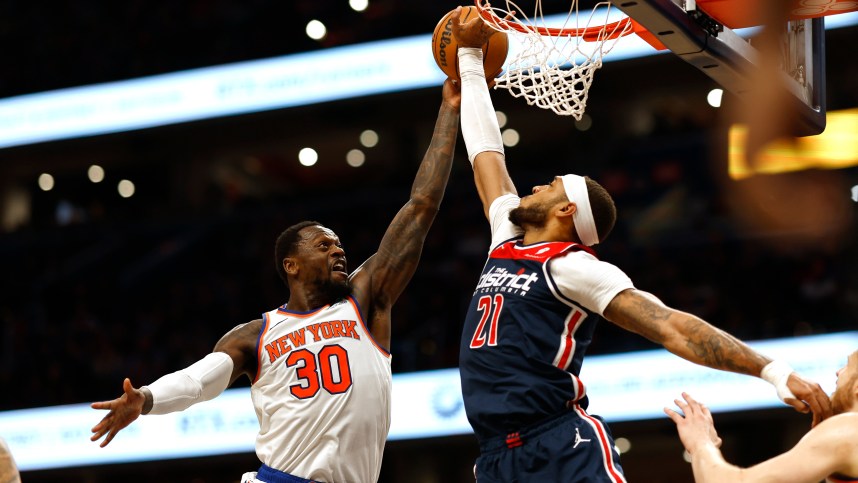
[0,13,854,150]
[305,20,327,41]
[359,129,379,148]
[87,165,105,183]
[501,128,520,147]
[37,173,54,191]
[298,147,318,166]
[728,108,858,179]
[346,148,366,167]
[495,111,508,128]
[349,0,369,12]
[707,88,724,108]
[117,179,135,198]
[1,332,854,472]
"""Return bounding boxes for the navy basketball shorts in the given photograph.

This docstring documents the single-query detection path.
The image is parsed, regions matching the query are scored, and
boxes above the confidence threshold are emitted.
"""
[474,404,627,483]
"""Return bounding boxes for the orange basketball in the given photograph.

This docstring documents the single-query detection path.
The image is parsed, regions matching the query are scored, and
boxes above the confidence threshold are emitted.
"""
[431,6,509,80]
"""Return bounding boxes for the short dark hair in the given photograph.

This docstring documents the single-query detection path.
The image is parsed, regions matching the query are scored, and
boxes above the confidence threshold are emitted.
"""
[584,177,617,243]
[274,221,322,284]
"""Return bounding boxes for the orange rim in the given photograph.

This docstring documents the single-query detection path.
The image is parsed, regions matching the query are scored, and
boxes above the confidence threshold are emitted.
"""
[474,0,634,42]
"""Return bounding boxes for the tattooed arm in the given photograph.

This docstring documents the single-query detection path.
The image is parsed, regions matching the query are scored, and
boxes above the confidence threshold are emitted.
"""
[349,80,460,349]
[603,288,832,423]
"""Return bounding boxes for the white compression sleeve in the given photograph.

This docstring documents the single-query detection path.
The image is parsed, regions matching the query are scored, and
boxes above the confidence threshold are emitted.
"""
[143,351,234,415]
[458,47,504,165]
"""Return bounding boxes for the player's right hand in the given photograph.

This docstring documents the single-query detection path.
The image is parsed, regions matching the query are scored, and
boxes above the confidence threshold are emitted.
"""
[785,372,832,427]
[664,392,723,455]
[451,6,497,49]
[90,377,147,447]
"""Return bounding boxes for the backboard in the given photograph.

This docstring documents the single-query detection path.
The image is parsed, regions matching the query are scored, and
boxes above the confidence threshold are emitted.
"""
[614,0,833,135]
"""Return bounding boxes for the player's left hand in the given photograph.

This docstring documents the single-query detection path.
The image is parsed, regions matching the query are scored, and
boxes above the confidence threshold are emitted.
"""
[664,392,722,455]
[785,372,832,427]
[442,78,462,110]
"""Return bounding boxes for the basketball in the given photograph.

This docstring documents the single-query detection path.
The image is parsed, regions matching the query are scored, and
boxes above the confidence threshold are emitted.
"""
[431,6,509,80]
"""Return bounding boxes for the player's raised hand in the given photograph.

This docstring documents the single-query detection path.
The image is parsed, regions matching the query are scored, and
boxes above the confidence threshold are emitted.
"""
[442,78,462,109]
[664,392,722,455]
[90,378,147,447]
[451,6,498,48]
[785,373,832,427]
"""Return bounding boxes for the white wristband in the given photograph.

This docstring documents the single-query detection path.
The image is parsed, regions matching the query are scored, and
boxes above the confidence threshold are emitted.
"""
[144,351,234,415]
[458,47,504,165]
[760,359,796,403]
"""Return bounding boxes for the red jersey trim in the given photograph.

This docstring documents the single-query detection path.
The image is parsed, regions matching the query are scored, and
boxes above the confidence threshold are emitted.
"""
[490,239,597,262]
[572,404,627,483]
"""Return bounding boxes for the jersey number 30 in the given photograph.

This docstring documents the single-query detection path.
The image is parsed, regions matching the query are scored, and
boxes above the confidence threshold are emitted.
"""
[470,294,504,349]
[286,344,353,399]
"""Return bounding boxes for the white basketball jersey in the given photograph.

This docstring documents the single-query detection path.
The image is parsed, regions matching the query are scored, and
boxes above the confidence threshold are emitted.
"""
[251,296,392,483]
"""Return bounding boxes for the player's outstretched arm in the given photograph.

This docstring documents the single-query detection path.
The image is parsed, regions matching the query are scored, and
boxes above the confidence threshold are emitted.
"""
[666,393,858,483]
[604,288,832,424]
[452,7,517,219]
[349,80,459,348]
[90,377,148,447]
[91,320,260,447]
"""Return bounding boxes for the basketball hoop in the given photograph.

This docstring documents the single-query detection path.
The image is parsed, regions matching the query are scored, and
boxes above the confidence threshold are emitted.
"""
[474,0,634,119]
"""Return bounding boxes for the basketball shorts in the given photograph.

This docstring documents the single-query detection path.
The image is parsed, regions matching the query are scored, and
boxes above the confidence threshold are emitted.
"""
[241,464,319,483]
[474,405,627,483]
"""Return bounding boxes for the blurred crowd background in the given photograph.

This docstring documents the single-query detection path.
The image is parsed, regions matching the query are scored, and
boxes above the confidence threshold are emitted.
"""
[1,96,855,410]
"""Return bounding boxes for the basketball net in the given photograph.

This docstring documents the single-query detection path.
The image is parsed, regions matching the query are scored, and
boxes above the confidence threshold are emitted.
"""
[475,0,634,119]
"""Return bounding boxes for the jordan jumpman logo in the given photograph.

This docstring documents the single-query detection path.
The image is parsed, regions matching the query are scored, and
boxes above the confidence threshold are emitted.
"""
[573,428,591,448]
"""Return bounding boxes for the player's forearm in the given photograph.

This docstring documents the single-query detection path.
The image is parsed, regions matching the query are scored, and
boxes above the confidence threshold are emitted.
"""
[663,311,770,378]
[409,101,458,208]
[143,352,234,415]
[459,48,504,165]
[691,444,744,483]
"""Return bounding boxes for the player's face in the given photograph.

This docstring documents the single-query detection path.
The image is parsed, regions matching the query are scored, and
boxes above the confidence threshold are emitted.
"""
[522,177,566,205]
[295,226,351,297]
[831,351,858,414]
[510,177,569,229]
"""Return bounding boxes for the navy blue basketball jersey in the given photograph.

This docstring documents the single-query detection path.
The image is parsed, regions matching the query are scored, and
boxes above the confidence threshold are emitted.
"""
[460,194,634,442]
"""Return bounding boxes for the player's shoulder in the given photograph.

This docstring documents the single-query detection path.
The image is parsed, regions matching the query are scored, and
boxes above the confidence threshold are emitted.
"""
[817,412,858,430]
[816,413,858,477]
[215,319,264,351]
[551,247,618,270]
[804,412,858,448]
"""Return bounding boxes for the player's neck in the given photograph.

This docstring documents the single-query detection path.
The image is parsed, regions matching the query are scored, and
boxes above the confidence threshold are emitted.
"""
[285,287,334,313]
[522,219,577,245]
[522,226,575,245]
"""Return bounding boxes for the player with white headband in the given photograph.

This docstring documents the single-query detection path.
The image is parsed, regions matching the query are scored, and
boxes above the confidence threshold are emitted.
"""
[450,7,832,482]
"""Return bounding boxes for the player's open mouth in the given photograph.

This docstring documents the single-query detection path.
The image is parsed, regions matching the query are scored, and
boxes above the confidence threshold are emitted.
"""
[332,261,347,274]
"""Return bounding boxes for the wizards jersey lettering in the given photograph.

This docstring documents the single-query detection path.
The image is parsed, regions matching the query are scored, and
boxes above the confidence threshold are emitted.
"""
[475,266,540,296]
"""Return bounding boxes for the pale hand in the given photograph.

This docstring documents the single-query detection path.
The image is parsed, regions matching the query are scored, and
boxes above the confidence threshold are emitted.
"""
[785,372,832,427]
[664,392,723,455]
[90,378,146,447]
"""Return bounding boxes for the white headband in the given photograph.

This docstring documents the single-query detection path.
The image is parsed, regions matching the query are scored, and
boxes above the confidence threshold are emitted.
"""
[560,174,599,246]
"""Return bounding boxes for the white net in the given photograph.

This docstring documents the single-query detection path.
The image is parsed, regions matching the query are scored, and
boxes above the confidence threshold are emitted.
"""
[478,0,633,119]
